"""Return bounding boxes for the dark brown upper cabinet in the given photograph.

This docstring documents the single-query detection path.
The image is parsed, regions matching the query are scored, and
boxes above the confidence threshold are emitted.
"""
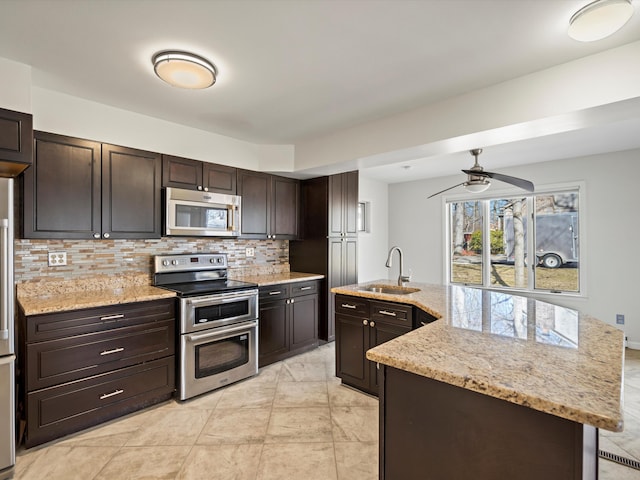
[0,107,33,177]
[23,131,162,239]
[237,169,299,240]
[162,154,236,194]
[329,171,359,237]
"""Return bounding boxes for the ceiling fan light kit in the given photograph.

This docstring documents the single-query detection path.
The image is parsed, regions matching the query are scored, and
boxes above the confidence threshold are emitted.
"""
[568,0,634,42]
[427,148,535,199]
[152,50,217,89]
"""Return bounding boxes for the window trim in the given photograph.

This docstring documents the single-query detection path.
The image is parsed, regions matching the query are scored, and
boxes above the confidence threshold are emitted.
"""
[443,181,586,299]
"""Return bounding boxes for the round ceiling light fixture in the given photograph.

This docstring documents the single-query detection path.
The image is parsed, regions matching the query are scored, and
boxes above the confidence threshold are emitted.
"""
[568,0,634,42]
[152,51,217,89]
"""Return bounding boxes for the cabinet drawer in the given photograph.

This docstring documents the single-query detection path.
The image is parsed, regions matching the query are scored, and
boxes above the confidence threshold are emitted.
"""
[27,319,175,391]
[335,295,369,317]
[26,299,175,343]
[259,284,290,302]
[370,301,413,328]
[26,356,175,447]
[290,280,319,297]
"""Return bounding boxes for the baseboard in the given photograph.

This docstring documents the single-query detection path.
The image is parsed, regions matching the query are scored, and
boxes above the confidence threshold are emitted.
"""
[626,340,640,350]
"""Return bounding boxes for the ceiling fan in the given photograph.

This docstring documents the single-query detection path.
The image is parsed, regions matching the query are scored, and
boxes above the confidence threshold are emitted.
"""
[427,148,535,198]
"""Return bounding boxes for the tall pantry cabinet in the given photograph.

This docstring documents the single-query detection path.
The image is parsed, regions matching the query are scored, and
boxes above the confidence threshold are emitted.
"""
[289,171,358,342]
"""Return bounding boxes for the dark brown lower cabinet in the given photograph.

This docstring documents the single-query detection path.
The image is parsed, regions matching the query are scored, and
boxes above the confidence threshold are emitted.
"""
[19,298,176,447]
[258,280,319,367]
[335,295,412,396]
[380,366,598,480]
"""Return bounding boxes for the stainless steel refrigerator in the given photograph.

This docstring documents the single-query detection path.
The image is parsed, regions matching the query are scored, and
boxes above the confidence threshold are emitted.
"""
[0,178,15,479]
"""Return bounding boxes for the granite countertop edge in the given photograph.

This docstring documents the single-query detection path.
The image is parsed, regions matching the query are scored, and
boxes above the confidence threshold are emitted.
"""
[332,280,624,432]
[18,272,324,315]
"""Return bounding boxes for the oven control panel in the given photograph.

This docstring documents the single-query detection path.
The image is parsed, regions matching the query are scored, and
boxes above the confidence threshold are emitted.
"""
[154,253,227,273]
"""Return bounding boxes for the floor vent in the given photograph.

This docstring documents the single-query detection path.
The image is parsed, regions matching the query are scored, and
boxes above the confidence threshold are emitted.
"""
[599,449,640,470]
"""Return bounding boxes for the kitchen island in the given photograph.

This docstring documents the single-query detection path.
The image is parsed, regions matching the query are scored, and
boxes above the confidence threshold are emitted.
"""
[332,281,624,480]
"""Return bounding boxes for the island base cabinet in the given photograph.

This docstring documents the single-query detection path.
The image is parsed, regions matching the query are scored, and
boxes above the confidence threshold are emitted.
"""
[380,366,597,480]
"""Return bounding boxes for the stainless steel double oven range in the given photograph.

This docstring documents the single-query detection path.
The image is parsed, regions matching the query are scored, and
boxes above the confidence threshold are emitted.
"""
[153,253,258,400]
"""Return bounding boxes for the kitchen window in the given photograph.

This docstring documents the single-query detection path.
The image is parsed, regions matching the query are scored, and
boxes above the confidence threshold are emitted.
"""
[446,188,581,295]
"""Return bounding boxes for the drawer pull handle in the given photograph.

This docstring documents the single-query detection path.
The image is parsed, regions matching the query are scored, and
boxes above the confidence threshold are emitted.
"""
[379,310,397,317]
[421,322,428,327]
[100,314,125,321]
[341,304,357,309]
[100,347,125,356]
[300,286,312,291]
[100,389,124,400]
[269,291,282,295]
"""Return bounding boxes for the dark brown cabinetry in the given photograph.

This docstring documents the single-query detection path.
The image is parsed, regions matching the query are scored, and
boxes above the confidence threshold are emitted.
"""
[0,107,33,176]
[258,280,319,367]
[237,169,299,239]
[335,295,412,395]
[380,366,597,480]
[162,154,236,194]
[290,171,359,342]
[19,299,176,447]
[23,131,162,239]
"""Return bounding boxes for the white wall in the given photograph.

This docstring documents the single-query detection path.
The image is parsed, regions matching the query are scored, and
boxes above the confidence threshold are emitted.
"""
[357,176,389,282]
[0,57,31,112]
[388,149,640,347]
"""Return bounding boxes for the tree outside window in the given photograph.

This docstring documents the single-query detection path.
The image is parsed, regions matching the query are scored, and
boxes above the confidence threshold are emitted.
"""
[448,191,580,293]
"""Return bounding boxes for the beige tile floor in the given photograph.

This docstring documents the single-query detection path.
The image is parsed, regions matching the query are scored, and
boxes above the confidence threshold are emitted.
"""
[13,344,640,479]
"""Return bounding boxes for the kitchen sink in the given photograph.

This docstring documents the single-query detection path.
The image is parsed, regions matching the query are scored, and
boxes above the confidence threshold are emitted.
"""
[359,284,420,295]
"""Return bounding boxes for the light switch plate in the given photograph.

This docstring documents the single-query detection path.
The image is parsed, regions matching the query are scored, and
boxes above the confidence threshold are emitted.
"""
[48,251,67,266]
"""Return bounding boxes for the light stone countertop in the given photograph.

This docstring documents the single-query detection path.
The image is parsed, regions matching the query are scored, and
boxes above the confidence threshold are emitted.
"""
[16,271,323,316]
[230,271,324,286]
[332,280,625,432]
[17,274,177,316]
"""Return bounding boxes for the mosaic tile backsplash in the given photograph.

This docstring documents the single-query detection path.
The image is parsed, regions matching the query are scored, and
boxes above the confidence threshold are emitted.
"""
[15,237,290,286]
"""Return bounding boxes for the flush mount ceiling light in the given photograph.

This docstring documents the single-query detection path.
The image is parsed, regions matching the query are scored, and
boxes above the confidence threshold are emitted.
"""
[568,0,634,42]
[152,51,217,89]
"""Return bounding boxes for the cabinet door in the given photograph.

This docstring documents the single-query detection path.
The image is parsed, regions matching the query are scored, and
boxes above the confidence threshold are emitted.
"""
[271,175,299,239]
[23,132,101,239]
[328,173,344,237]
[335,313,369,390]
[102,144,161,239]
[343,170,359,236]
[162,154,203,190]
[238,169,270,238]
[369,320,410,392]
[0,107,32,176]
[203,162,237,194]
[258,300,289,367]
[290,294,318,351]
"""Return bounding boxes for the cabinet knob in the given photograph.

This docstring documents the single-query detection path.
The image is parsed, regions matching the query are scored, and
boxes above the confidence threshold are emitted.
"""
[93,233,100,239]
[204,187,209,192]
[370,321,375,328]
[197,186,203,191]
[103,232,110,239]
[363,319,369,326]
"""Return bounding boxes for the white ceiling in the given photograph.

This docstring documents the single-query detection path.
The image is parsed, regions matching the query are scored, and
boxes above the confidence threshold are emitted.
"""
[1,0,639,183]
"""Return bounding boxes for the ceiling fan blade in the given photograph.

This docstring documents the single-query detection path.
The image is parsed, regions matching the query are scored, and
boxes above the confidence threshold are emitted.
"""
[427,182,466,199]
[461,169,489,178]
[483,171,534,192]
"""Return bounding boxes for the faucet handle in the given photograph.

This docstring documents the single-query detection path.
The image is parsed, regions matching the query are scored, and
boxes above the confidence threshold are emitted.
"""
[399,274,411,285]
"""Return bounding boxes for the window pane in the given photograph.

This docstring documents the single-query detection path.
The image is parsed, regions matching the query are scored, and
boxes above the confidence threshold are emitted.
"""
[490,198,529,289]
[534,193,579,292]
[450,201,483,285]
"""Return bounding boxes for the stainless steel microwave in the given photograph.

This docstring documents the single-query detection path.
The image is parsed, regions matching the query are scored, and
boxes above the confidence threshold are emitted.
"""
[164,187,241,237]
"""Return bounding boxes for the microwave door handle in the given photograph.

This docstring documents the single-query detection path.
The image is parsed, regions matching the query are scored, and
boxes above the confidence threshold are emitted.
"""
[228,205,235,231]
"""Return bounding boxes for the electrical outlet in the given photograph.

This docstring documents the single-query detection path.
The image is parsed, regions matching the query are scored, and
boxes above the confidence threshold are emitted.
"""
[245,247,255,257]
[48,251,67,266]
[616,314,625,325]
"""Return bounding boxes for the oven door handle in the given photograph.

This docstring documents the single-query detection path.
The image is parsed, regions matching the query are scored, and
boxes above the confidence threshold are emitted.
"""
[185,291,258,308]
[186,320,258,342]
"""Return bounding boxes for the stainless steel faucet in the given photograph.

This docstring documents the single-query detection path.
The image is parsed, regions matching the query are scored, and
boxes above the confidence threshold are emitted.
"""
[385,246,411,286]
